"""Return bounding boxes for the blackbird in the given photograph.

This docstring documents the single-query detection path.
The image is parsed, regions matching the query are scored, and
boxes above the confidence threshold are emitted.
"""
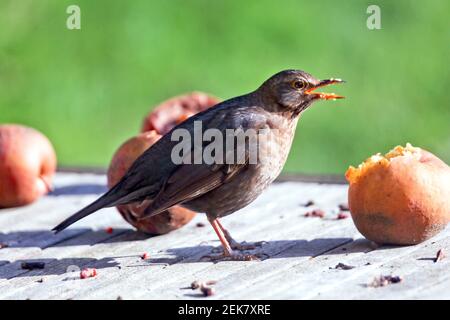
[53,70,344,261]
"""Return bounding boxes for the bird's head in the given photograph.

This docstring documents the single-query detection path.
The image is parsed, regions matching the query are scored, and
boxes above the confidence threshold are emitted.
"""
[258,69,345,116]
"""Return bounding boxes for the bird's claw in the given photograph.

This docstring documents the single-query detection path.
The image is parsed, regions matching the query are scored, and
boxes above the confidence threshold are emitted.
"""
[229,240,267,251]
[200,252,261,262]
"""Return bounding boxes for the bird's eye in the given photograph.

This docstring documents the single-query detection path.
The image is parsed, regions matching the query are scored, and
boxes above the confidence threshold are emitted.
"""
[291,79,307,90]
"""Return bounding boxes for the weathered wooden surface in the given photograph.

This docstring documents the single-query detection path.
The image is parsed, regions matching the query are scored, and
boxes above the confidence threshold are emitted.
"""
[0,172,448,300]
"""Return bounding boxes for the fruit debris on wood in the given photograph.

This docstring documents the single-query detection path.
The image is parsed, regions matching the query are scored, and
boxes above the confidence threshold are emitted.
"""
[304,209,325,218]
[190,280,201,289]
[200,285,215,297]
[190,280,217,296]
[336,212,349,220]
[434,249,445,263]
[21,262,45,270]
[80,268,97,279]
[141,252,151,260]
[367,275,403,288]
[190,280,217,289]
[302,200,315,207]
[332,262,355,270]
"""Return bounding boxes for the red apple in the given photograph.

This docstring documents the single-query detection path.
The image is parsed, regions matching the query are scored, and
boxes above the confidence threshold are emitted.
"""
[141,92,220,135]
[0,124,57,208]
[107,131,196,235]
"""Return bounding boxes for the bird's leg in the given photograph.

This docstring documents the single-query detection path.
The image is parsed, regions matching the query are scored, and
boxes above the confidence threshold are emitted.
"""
[209,217,233,256]
[216,219,266,251]
[201,217,259,261]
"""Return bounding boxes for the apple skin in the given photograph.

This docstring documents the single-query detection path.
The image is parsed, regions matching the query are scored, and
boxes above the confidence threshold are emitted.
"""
[346,146,450,245]
[141,92,220,135]
[107,131,196,235]
[0,124,57,208]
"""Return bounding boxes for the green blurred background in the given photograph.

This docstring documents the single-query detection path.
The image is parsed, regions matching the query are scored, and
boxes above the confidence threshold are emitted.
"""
[1,0,449,174]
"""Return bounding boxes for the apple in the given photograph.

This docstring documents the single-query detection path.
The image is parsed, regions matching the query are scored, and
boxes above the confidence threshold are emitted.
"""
[346,143,450,245]
[0,124,57,208]
[141,92,220,135]
[107,131,196,234]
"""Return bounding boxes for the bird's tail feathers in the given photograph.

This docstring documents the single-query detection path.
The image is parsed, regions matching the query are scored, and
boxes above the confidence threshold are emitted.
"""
[52,184,124,234]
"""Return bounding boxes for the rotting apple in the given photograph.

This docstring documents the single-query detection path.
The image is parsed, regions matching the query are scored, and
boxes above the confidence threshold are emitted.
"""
[107,131,196,235]
[141,92,220,135]
[345,143,450,245]
[0,124,57,208]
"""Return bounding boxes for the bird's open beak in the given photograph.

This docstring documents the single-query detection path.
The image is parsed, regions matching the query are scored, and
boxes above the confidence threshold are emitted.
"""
[305,78,345,100]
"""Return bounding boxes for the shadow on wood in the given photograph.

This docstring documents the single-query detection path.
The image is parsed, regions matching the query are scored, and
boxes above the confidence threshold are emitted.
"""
[0,228,152,248]
[0,235,412,281]
[0,257,119,280]
[131,238,376,265]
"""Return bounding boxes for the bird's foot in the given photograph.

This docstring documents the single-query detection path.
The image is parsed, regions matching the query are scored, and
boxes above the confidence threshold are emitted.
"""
[229,240,267,251]
[204,218,267,262]
[200,252,260,262]
[221,228,266,251]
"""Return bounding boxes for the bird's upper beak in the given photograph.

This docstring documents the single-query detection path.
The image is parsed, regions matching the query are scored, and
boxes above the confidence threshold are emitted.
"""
[305,78,345,100]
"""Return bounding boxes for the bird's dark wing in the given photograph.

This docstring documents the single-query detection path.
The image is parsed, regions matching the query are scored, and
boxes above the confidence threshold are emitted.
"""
[140,106,269,218]
[52,100,268,233]
[109,102,232,205]
[142,158,249,218]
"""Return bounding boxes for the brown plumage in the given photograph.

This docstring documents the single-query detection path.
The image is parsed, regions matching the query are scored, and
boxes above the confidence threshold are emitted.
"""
[53,70,344,261]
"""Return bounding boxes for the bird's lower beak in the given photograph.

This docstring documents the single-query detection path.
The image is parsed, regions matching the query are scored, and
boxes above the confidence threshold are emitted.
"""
[305,78,345,100]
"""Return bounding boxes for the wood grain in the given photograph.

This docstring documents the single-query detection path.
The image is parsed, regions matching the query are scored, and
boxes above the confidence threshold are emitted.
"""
[0,173,448,299]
